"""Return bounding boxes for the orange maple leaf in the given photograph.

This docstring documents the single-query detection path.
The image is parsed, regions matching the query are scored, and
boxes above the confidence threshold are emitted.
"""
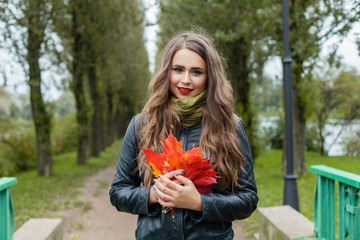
[142,131,218,193]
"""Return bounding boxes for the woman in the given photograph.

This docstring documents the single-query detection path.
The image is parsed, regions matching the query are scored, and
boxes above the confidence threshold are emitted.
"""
[109,31,258,240]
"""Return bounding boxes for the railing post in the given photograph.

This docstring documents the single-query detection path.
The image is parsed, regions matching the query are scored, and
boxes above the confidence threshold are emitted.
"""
[0,177,17,240]
[315,175,335,240]
[339,182,347,240]
[339,184,359,240]
[310,165,360,240]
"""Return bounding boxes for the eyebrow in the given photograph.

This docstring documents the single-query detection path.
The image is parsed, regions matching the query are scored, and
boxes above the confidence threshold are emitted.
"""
[172,64,205,71]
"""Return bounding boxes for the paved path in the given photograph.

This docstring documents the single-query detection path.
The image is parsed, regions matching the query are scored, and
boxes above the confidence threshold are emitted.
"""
[51,165,250,240]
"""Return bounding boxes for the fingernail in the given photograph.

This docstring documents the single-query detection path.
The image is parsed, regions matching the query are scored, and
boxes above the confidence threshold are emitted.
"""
[188,178,192,181]
[173,172,179,176]
[153,186,156,190]
[156,196,159,200]
[158,175,162,178]
[181,170,186,173]
[153,178,157,182]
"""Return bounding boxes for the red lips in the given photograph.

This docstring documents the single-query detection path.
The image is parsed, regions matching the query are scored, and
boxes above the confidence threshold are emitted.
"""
[177,87,193,94]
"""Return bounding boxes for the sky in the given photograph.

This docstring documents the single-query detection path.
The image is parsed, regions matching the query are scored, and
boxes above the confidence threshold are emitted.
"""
[264,22,360,81]
[143,0,160,74]
[1,1,359,100]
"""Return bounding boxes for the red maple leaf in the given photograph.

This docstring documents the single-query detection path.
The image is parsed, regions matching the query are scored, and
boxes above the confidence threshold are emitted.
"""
[142,131,218,193]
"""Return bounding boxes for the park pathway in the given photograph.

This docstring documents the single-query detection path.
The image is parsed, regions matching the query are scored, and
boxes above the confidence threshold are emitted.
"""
[52,165,251,240]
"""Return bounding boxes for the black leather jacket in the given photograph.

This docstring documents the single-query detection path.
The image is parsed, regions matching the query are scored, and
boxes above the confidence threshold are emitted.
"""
[109,114,258,240]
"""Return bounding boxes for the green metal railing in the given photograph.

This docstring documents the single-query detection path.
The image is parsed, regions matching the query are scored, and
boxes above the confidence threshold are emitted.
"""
[0,177,17,240]
[310,165,360,240]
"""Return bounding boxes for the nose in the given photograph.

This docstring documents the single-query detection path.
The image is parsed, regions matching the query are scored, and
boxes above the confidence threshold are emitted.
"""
[181,71,191,84]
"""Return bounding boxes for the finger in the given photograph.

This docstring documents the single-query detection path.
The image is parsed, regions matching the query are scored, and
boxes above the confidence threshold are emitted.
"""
[173,172,193,186]
[159,170,186,184]
[161,175,181,191]
[156,179,176,196]
[173,179,183,185]
[156,187,174,203]
[157,196,175,208]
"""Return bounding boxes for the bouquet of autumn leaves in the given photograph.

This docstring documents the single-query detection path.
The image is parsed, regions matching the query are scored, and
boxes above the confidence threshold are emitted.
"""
[141,131,218,195]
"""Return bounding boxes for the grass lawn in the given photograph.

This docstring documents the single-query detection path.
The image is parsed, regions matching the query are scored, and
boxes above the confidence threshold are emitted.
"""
[241,149,360,237]
[9,139,122,229]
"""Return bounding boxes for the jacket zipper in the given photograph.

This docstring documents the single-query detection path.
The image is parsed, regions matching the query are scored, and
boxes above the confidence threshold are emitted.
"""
[183,126,189,150]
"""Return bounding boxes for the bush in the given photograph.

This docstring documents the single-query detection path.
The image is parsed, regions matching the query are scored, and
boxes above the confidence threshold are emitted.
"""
[0,117,37,176]
[306,124,322,153]
[342,130,360,157]
[51,113,77,154]
[0,113,78,177]
[260,115,284,150]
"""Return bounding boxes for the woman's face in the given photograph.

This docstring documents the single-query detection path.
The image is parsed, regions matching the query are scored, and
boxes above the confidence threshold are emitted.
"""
[169,48,207,99]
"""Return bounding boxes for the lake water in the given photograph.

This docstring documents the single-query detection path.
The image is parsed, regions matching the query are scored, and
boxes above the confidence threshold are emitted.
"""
[258,116,360,156]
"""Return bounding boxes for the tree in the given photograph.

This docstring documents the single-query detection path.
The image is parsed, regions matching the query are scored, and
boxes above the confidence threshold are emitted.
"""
[97,0,150,143]
[311,68,360,155]
[311,67,339,155]
[328,69,360,150]
[52,0,150,163]
[269,0,360,174]
[0,0,58,176]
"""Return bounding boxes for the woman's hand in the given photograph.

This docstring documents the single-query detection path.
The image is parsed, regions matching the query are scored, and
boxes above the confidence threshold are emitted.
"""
[151,170,203,212]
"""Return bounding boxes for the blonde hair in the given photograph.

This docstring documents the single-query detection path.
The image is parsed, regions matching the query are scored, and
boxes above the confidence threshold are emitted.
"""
[138,31,245,192]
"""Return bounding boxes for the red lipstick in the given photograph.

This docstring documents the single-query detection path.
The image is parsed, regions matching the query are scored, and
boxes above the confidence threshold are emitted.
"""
[177,87,193,94]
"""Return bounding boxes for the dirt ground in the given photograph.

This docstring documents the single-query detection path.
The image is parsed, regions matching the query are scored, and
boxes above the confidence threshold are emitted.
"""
[50,165,251,240]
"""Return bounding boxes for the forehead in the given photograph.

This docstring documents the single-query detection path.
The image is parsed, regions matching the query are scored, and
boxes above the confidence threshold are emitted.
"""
[172,48,206,68]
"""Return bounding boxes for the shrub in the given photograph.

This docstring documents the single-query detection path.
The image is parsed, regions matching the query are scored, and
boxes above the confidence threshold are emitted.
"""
[260,116,284,150]
[306,124,322,153]
[341,130,360,157]
[51,113,78,154]
[0,117,37,176]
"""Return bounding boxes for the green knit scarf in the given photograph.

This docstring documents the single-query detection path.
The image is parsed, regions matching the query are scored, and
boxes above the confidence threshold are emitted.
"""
[171,90,206,127]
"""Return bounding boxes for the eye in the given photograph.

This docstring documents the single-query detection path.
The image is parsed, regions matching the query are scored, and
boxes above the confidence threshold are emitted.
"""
[191,70,202,76]
[173,68,183,73]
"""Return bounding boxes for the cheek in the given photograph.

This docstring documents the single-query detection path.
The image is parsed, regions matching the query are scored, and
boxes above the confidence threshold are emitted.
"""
[194,76,207,90]
[169,72,179,85]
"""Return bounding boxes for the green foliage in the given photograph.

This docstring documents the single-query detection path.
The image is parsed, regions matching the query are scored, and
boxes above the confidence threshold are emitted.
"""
[241,149,360,236]
[10,139,121,228]
[341,130,360,157]
[0,113,78,177]
[54,89,75,117]
[259,114,323,153]
[332,69,360,119]
[305,124,322,153]
[0,118,37,177]
[308,67,360,155]
[51,113,77,155]
[253,76,282,114]
[52,0,150,161]
[9,103,21,119]
[267,0,359,173]
[261,116,284,150]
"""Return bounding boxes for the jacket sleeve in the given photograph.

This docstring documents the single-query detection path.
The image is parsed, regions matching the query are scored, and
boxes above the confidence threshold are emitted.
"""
[109,115,161,216]
[190,118,259,223]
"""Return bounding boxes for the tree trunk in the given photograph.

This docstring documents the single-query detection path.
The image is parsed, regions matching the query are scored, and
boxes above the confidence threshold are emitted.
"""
[293,86,306,174]
[88,63,103,156]
[223,37,257,158]
[87,5,105,155]
[72,3,90,165]
[114,107,123,140]
[317,111,326,156]
[27,1,53,176]
[106,89,116,145]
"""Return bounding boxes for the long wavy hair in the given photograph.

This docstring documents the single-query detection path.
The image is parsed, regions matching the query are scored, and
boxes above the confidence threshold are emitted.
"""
[138,31,245,192]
